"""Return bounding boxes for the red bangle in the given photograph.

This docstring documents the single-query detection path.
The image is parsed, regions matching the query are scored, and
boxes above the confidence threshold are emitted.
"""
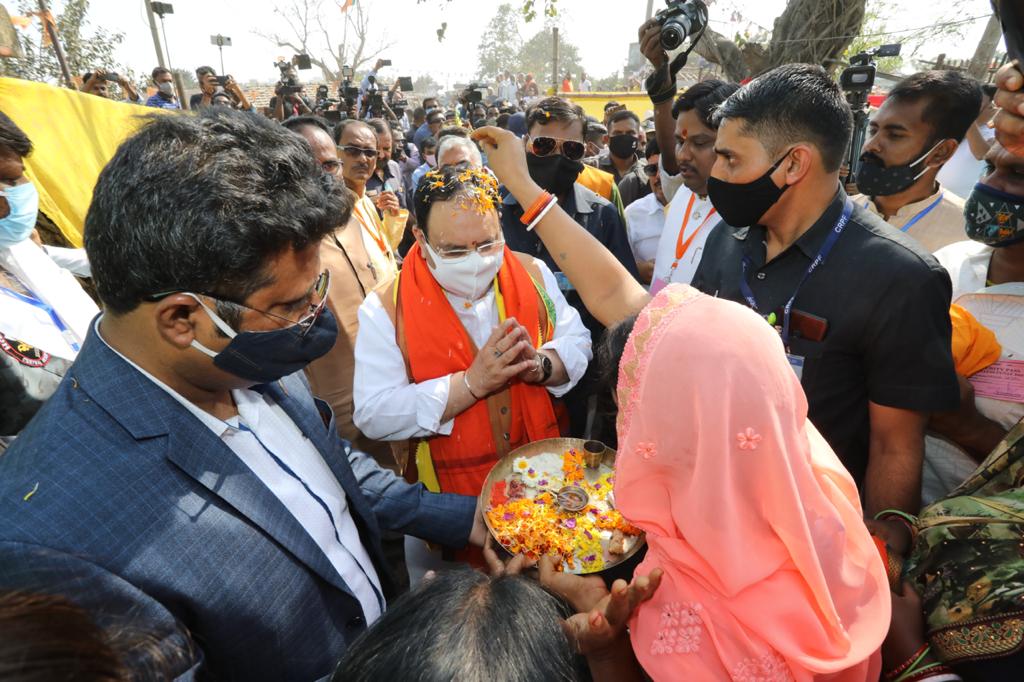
[520,191,553,225]
[884,643,930,681]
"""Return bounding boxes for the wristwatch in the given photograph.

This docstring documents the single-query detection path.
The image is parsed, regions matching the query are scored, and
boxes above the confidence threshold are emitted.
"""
[536,352,553,384]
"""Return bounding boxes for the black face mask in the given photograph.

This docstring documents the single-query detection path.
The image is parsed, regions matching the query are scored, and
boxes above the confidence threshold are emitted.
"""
[527,153,583,197]
[706,150,791,228]
[608,134,639,160]
[190,299,339,385]
[856,140,943,197]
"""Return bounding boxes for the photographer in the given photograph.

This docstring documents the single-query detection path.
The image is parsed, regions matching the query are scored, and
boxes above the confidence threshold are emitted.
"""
[80,69,142,104]
[188,66,216,109]
[271,67,312,121]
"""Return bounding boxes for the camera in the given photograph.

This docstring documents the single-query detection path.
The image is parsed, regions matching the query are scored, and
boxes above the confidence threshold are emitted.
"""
[274,58,303,95]
[461,83,487,105]
[840,43,901,184]
[654,0,709,51]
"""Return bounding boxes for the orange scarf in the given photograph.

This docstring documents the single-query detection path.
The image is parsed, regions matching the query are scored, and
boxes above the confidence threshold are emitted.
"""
[400,244,560,496]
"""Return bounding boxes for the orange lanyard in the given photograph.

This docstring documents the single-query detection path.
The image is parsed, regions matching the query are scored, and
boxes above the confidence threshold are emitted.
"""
[669,194,717,273]
[355,199,390,258]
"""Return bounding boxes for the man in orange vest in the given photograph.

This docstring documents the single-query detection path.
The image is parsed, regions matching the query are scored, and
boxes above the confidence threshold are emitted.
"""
[352,165,591,579]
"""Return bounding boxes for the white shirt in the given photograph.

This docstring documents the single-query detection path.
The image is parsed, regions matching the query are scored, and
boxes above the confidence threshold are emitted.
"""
[624,192,667,264]
[0,239,98,360]
[658,155,686,204]
[353,258,592,441]
[937,125,996,200]
[650,185,718,290]
[95,321,384,623]
[934,239,993,300]
[580,79,592,93]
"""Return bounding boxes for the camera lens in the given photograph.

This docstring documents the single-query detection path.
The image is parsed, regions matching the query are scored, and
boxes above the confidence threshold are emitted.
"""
[660,18,689,50]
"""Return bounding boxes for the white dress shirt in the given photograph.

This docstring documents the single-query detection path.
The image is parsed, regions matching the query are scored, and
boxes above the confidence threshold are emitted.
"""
[96,321,384,623]
[650,185,718,290]
[938,125,995,200]
[624,192,668,264]
[353,258,592,441]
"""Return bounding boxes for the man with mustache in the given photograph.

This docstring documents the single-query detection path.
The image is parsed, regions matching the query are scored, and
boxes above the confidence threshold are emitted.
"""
[852,70,983,252]
[337,119,397,282]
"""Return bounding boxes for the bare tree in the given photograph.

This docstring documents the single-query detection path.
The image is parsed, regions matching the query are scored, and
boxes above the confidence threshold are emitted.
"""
[694,0,868,82]
[256,0,395,82]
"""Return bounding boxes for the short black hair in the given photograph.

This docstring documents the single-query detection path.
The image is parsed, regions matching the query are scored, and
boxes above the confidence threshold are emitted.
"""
[365,118,390,136]
[603,101,621,111]
[85,109,350,314]
[645,138,660,159]
[608,109,640,128]
[333,118,373,145]
[496,112,511,129]
[713,64,852,173]
[280,114,332,137]
[332,569,576,682]
[526,97,587,136]
[0,111,33,158]
[418,135,438,156]
[672,79,740,128]
[427,110,444,125]
[151,67,171,81]
[887,70,984,143]
[195,66,215,77]
[414,163,500,237]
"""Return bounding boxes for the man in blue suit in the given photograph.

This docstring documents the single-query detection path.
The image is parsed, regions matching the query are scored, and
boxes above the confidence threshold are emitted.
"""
[0,109,484,680]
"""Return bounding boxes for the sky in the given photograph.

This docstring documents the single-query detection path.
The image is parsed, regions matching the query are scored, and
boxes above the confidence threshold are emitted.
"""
[73,0,1001,89]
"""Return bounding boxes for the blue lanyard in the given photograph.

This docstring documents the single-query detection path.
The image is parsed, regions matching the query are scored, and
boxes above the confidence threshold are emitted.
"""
[236,422,384,612]
[864,192,943,233]
[0,285,80,352]
[739,198,854,346]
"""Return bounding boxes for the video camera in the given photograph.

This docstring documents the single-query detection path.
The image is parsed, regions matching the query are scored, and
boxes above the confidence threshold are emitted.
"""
[840,43,901,184]
[338,65,359,111]
[461,83,488,105]
[654,0,708,51]
[274,54,311,96]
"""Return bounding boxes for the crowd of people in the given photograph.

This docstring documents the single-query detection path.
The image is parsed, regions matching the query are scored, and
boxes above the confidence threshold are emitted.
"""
[1,8,1024,682]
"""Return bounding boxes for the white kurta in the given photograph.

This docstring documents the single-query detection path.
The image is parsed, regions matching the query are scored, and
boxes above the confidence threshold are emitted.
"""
[650,185,719,291]
[352,258,592,442]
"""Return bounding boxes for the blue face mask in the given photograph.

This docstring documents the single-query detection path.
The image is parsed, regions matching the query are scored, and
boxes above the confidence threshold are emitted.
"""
[0,181,39,248]
[187,295,338,385]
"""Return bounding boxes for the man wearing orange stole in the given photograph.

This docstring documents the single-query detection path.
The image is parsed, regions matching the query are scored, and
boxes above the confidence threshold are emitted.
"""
[353,165,591,576]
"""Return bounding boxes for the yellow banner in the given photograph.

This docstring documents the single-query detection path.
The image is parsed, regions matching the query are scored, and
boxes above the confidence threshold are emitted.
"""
[0,77,165,246]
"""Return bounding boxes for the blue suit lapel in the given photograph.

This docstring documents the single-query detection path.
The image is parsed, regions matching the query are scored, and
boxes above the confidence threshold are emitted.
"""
[70,323,361,602]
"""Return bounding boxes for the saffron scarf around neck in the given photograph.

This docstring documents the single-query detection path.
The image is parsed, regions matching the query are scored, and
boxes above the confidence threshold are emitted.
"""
[399,243,560,496]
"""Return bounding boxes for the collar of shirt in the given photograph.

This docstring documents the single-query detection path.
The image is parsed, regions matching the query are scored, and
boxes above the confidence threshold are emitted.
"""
[93,316,233,436]
[737,187,848,265]
[630,192,666,217]
[857,185,944,220]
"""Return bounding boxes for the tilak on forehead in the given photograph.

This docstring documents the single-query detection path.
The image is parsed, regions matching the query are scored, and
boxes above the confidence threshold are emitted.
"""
[423,167,501,216]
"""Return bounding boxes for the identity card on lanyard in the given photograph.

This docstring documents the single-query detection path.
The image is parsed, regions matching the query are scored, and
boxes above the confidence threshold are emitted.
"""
[738,198,855,378]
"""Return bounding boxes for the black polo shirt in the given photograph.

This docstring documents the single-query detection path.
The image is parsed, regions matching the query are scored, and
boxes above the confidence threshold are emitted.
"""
[691,188,959,485]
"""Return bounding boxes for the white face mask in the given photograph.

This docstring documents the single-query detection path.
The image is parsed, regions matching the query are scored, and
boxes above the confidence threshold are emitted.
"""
[158,81,174,96]
[422,240,504,301]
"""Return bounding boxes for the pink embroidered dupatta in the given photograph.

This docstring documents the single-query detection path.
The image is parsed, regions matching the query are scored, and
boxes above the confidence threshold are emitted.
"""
[615,285,890,681]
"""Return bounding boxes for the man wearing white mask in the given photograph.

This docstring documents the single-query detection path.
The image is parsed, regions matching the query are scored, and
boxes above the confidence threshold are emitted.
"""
[145,67,180,110]
[0,112,99,449]
[353,164,591,580]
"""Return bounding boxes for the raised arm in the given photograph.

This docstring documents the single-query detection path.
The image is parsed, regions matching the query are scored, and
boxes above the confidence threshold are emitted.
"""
[472,127,650,327]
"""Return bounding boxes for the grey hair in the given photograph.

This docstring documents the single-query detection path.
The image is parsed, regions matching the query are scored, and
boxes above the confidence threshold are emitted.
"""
[437,135,483,169]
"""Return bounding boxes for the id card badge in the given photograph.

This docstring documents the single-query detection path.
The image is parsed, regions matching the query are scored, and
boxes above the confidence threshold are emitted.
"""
[554,271,575,292]
[786,353,805,380]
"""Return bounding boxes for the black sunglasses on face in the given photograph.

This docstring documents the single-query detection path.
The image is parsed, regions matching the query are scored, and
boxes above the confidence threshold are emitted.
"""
[528,136,586,162]
[644,163,659,177]
[340,146,378,159]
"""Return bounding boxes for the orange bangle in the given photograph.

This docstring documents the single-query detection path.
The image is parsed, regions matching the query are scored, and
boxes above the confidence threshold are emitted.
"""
[520,191,553,225]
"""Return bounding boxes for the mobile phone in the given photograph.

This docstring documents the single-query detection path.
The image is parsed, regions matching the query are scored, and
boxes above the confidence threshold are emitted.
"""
[995,0,1023,64]
[380,59,392,67]
[102,72,120,82]
[216,75,230,86]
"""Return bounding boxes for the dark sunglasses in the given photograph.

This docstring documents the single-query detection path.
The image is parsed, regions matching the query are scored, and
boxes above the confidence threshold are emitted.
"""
[528,136,586,162]
[340,146,378,159]
[643,163,659,178]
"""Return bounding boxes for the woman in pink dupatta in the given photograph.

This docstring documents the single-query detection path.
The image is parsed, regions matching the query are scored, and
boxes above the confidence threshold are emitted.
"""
[613,284,890,681]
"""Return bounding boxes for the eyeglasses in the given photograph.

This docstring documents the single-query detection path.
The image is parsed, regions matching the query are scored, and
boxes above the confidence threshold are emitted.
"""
[321,159,342,174]
[146,269,331,338]
[340,146,378,159]
[433,239,505,263]
[527,135,586,161]
[643,163,659,178]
